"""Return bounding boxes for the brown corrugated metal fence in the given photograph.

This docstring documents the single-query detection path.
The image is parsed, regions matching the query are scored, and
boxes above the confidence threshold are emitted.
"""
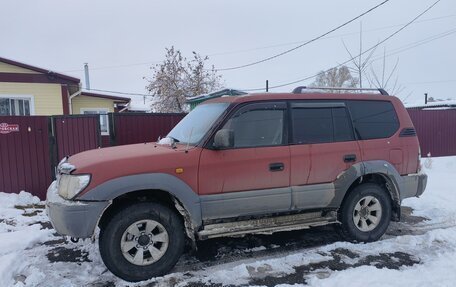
[0,115,101,199]
[407,109,456,157]
[53,115,101,160]
[0,116,53,199]
[0,113,185,199]
[109,113,185,146]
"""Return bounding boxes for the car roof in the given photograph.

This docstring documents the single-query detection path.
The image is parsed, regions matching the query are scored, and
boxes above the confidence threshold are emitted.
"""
[204,92,400,105]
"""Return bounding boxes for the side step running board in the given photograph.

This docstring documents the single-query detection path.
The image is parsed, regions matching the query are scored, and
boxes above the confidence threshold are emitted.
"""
[197,211,338,240]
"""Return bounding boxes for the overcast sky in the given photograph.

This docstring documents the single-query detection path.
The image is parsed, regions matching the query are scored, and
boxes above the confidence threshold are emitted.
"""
[1,0,455,104]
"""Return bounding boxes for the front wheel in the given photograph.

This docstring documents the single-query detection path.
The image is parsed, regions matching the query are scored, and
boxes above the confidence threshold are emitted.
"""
[338,183,392,242]
[99,202,185,282]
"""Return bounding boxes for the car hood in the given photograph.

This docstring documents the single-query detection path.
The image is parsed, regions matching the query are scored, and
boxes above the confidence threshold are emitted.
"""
[67,142,201,195]
[69,142,177,172]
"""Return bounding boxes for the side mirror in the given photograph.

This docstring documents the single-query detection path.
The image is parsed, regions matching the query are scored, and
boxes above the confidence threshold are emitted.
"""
[213,129,234,149]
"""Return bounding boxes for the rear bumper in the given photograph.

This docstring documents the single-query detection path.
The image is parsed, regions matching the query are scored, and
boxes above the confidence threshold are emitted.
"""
[46,181,109,238]
[400,173,428,200]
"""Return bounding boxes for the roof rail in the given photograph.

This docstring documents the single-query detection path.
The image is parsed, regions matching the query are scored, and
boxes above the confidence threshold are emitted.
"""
[292,86,389,95]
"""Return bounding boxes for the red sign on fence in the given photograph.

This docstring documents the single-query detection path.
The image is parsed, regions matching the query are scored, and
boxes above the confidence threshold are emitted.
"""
[0,123,19,134]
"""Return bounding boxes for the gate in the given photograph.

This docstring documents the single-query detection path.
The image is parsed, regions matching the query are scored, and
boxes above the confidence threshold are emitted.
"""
[1,113,184,199]
[109,113,185,146]
[52,115,101,161]
[0,116,53,199]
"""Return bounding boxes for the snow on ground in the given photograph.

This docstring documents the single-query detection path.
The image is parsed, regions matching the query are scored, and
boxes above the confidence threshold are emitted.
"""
[0,192,53,287]
[0,156,455,286]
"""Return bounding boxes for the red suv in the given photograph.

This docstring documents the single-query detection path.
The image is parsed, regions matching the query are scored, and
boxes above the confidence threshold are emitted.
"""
[46,88,427,282]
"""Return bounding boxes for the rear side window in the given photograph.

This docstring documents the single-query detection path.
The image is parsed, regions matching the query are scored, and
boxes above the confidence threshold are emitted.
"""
[291,106,354,144]
[347,100,399,140]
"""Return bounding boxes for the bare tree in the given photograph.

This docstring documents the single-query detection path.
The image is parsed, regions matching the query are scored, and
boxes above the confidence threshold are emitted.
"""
[146,47,222,112]
[311,66,359,89]
[185,52,222,97]
[342,22,377,88]
[341,23,406,97]
[365,48,405,96]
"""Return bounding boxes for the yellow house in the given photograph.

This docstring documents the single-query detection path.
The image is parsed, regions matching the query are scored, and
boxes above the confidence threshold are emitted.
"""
[0,56,130,134]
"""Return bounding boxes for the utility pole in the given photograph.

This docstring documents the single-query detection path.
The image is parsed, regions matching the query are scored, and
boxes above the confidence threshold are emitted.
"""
[425,93,428,104]
[359,22,362,88]
[266,80,269,92]
[84,63,91,90]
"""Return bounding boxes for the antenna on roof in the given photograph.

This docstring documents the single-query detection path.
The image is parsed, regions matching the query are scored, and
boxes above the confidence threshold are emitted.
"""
[292,86,389,95]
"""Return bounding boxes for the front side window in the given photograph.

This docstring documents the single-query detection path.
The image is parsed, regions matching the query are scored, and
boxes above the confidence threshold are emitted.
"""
[221,103,285,148]
[0,97,32,116]
[167,102,229,145]
[291,106,354,144]
[81,109,109,134]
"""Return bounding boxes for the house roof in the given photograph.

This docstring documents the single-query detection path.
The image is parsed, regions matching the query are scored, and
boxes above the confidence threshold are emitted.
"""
[128,95,154,112]
[0,56,80,84]
[81,91,131,103]
[405,99,456,109]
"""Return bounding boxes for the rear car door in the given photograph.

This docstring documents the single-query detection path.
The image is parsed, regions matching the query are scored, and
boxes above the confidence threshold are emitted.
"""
[346,100,403,173]
[199,102,291,220]
[289,102,361,210]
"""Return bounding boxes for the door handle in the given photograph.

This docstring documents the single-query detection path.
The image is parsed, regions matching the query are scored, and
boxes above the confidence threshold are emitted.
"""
[343,154,357,163]
[269,162,284,172]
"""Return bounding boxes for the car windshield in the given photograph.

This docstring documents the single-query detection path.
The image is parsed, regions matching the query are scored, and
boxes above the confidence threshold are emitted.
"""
[165,102,230,145]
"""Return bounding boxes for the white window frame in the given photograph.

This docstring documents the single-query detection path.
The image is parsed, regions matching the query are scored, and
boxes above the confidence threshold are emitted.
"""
[80,108,110,135]
[0,94,35,116]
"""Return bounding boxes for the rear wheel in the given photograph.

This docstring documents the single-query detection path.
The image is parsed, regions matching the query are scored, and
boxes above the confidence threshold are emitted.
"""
[338,183,391,242]
[99,202,185,282]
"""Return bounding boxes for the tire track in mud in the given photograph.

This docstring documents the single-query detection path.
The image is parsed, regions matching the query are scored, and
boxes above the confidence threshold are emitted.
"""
[171,206,434,273]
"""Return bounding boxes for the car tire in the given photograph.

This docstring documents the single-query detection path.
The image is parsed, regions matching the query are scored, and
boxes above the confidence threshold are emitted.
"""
[338,183,392,243]
[99,202,185,282]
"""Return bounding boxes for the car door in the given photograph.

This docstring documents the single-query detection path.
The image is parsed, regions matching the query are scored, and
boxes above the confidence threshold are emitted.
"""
[346,100,403,173]
[289,102,361,210]
[198,101,291,220]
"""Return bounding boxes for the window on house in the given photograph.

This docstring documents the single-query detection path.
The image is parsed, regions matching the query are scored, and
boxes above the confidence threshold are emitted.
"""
[81,109,109,135]
[0,97,32,116]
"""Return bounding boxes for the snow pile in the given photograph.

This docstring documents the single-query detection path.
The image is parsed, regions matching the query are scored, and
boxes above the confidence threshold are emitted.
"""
[0,192,53,287]
[1,191,40,208]
[406,156,456,226]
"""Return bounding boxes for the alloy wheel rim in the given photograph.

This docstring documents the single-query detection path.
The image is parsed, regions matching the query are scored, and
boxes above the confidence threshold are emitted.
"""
[352,195,383,232]
[120,219,169,266]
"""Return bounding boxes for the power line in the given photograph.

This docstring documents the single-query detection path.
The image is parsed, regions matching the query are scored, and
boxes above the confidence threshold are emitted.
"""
[68,1,445,98]
[214,0,391,71]
[81,25,452,100]
[207,14,456,58]
[368,27,456,63]
[241,0,441,92]
[59,13,455,73]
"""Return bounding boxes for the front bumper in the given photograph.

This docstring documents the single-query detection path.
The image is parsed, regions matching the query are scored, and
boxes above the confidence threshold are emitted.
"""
[400,172,428,200]
[46,181,110,238]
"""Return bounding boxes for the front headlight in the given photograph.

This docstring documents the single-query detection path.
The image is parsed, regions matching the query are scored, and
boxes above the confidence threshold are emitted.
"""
[58,174,91,199]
